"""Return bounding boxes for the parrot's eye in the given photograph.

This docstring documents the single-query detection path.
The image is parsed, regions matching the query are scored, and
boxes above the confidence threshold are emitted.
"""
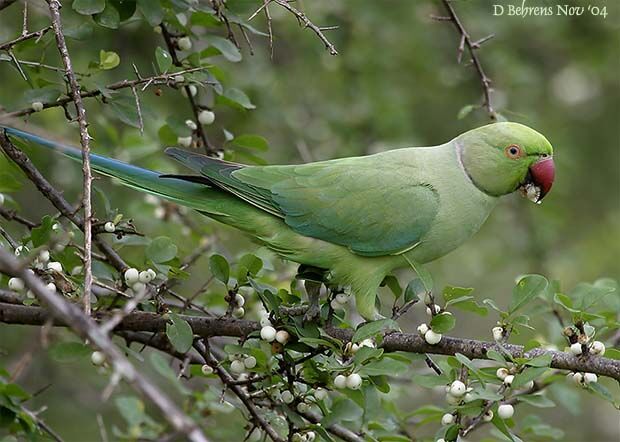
[505,144,521,159]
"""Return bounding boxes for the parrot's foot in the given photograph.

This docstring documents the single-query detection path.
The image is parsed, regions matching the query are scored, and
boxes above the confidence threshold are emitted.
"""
[303,279,323,324]
[303,302,321,323]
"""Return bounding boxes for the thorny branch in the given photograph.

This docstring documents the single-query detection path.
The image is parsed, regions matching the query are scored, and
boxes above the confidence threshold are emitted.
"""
[0,248,209,442]
[1,303,618,381]
[438,0,496,119]
[47,0,93,315]
[0,67,208,120]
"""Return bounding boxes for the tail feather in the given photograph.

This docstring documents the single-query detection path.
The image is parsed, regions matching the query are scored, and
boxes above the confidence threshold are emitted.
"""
[2,126,225,214]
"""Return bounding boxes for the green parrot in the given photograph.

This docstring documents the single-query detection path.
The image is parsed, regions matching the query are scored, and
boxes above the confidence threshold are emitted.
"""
[1,122,554,319]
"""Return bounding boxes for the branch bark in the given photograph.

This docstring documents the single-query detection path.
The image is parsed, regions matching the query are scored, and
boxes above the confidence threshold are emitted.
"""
[47,0,93,315]
[2,303,618,381]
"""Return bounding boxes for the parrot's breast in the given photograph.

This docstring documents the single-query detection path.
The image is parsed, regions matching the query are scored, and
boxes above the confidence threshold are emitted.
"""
[404,144,498,264]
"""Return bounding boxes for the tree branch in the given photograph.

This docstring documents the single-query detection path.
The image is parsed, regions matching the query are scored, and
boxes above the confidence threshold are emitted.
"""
[47,0,93,314]
[0,249,209,442]
[1,303,618,381]
[439,0,496,119]
[0,26,51,52]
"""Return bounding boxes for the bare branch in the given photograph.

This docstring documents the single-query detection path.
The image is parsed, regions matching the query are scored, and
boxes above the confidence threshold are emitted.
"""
[0,26,50,51]
[438,0,496,120]
[47,0,93,315]
[272,0,338,56]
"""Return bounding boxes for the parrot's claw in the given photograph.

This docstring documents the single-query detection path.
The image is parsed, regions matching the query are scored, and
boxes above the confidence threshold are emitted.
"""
[303,303,321,323]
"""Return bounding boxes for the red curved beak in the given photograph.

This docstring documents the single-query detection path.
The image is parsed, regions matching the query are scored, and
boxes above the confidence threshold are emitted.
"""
[530,157,555,201]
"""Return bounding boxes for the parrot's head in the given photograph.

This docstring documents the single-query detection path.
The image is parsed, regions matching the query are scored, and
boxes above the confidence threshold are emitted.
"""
[458,122,554,203]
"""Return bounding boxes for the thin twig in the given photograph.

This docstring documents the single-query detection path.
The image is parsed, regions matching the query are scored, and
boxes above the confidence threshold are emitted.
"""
[0,26,51,52]
[272,0,338,55]
[439,0,496,119]
[47,0,93,315]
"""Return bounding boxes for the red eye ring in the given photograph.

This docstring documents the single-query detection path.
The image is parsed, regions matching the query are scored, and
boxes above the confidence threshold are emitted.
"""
[505,144,522,159]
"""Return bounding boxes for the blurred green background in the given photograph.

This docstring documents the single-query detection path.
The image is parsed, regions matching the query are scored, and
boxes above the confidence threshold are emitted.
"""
[0,0,618,441]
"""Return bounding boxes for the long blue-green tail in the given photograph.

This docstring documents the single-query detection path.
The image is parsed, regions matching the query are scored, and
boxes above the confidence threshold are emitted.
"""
[1,126,227,215]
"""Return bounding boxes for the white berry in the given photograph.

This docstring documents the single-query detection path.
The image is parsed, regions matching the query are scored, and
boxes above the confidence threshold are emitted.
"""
[497,404,514,419]
[583,372,598,384]
[503,375,514,386]
[174,75,185,84]
[178,37,192,51]
[445,393,460,405]
[449,380,467,397]
[181,85,197,97]
[260,325,277,342]
[424,329,442,345]
[124,268,139,284]
[275,330,290,345]
[234,293,245,307]
[31,101,44,112]
[198,110,215,125]
[482,410,494,422]
[463,392,476,403]
[259,315,272,327]
[417,323,429,335]
[436,439,446,442]
[201,364,214,375]
[591,341,605,356]
[281,390,294,404]
[496,367,509,380]
[314,388,327,401]
[47,261,63,273]
[296,402,309,413]
[492,326,504,341]
[230,359,245,374]
[139,270,153,283]
[243,356,257,369]
[185,119,197,130]
[104,222,116,233]
[334,374,347,389]
[360,338,375,348]
[441,413,455,426]
[45,282,56,293]
[91,351,105,366]
[335,292,349,304]
[572,372,583,385]
[8,277,24,291]
[177,136,192,147]
[306,431,316,442]
[346,373,362,390]
[38,250,50,263]
[570,342,583,355]
[232,307,245,319]
[426,305,440,315]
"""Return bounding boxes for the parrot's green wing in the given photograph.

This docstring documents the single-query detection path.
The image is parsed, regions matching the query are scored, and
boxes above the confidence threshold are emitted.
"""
[166,148,439,257]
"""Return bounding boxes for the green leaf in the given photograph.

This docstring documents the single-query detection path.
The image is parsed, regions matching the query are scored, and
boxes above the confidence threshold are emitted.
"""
[403,256,433,292]
[587,382,619,408]
[510,274,548,315]
[30,215,56,247]
[137,0,162,25]
[404,278,425,303]
[322,398,363,427]
[155,47,172,72]
[238,253,262,276]
[352,319,398,342]
[358,356,409,376]
[231,134,269,152]
[94,3,121,29]
[23,86,61,105]
[518,393,555,408]
[146,236,178,263]
[457,104,476,119]
[99,50,120,70]
[73,0,105,15]
[382,275,402,299]
[49,342,91,363]
[115,396,146,426]
[209,254,230,284]
[109,94,141,127]
[525,354,552,367]
[486,349,506,363]
[219,88,256,110]
[430,312,456,333]
[604,348,620,360]
[454,353,485,386]
[204,35,242,62]
[166,313,194,353]
[512,367,548,389]
[412,374,450,388]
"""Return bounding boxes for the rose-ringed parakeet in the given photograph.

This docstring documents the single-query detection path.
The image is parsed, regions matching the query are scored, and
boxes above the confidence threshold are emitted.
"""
[1,122,554,319]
